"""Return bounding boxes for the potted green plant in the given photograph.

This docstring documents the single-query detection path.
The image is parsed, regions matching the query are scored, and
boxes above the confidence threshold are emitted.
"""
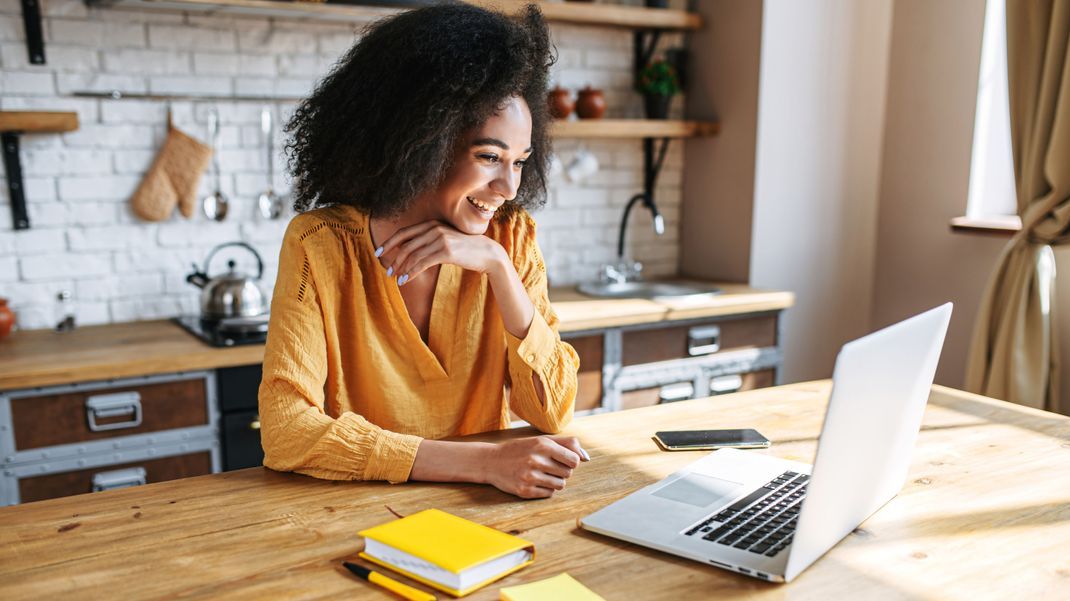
[636,58,680,119]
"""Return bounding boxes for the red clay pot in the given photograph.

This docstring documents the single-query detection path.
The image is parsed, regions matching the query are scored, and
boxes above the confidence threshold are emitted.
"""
[0,298,14,340]
[575,86,606,119]
[548,86,574,119]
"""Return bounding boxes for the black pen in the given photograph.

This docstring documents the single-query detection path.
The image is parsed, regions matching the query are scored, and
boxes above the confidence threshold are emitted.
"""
[343,561,436,601]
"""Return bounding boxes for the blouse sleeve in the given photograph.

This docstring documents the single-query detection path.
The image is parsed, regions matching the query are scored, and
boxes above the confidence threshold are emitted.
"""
[502,211,580,433]
[257,217,422,484]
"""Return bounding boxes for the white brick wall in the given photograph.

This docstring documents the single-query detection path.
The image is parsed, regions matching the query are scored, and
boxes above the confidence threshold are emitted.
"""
[0,0,686,330]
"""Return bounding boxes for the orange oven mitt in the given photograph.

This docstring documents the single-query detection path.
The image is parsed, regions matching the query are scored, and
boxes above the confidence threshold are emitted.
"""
[130,114,212,221]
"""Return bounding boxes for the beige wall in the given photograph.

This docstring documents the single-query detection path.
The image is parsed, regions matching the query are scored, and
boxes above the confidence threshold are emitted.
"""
[748,0,893,383]
[871,0,1070,414]
[681,0,1068,410]
[680,0,764,284]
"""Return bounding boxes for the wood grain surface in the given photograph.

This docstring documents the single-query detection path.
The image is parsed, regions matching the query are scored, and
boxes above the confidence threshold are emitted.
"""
[551,119,720,138]
[0,111,79,133]
[1,382,1066,600]
[97,0,702,30]
[0,284,793,390]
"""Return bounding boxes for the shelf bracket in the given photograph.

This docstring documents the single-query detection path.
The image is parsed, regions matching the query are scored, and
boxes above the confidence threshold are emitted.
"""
[1,111,80,230]
[643,136,671,200]
[2,133,31,230]
[633,29,662,85]
[20,0,46,65]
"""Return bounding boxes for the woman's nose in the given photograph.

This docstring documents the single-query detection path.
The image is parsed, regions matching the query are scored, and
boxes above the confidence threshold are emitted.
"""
[491,163,521,201]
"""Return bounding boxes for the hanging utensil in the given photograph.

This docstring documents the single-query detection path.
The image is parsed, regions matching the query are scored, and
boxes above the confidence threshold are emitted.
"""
[202,109,228,221]
[257,108,284,220]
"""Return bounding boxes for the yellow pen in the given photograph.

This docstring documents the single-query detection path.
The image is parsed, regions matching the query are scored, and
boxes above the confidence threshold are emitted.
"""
[343,561,436,601]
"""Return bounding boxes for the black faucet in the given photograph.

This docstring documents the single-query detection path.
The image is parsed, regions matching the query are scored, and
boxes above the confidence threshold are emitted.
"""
[617,191,665,260]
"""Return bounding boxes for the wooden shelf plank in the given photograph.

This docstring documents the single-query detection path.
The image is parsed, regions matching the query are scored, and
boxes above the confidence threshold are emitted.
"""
[87,0,701,30]
[0,111,79,133]
[551,119,720,139]
[949,215,1021,236]
[469,0,701,30]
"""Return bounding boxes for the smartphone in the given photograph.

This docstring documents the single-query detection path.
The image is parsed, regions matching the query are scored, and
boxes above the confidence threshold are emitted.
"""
[653,429,771,451]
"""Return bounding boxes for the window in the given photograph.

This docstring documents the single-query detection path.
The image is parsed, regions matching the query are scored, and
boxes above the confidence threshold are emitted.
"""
[965,0,1018,221]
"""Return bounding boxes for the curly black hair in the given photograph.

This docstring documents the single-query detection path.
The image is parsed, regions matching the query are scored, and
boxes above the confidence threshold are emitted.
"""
[285,3,555,218]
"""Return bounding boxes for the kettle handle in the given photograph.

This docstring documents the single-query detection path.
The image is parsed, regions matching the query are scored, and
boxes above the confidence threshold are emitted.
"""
[203,241,265,280]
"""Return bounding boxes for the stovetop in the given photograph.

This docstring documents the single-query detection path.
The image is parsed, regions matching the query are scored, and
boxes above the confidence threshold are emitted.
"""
[173,315,269,347]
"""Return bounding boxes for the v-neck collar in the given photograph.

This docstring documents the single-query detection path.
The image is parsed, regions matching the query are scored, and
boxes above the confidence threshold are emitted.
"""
[362,210,457,382]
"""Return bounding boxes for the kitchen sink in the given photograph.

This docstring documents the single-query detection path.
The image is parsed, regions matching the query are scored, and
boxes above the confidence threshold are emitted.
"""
[576,280,722,299]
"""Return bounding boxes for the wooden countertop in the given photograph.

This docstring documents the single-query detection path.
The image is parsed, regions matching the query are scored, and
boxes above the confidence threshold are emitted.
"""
[0,283,793,390]
[0,382,1066,600]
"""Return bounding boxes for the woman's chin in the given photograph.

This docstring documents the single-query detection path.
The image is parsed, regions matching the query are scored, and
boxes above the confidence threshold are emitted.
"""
[451,217,492,235]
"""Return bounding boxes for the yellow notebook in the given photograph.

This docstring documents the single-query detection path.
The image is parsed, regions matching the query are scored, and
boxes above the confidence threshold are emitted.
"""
[500,573,605,601]
[358,509,535,597]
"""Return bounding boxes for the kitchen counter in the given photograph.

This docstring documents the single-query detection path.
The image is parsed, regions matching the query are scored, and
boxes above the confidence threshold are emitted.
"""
[0,283,793,390]
[0,382,1065,599]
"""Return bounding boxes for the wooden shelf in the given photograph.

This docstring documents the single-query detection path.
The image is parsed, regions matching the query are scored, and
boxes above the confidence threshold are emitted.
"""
[86,0,702,30]
[949,215,1021,237]
[0,111,79,133]
[551,119,719,139]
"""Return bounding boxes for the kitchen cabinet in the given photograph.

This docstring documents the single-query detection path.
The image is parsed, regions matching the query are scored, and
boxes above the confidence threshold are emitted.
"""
[0,285,792,505]
[558,310,783,418]
[0,372,220,506]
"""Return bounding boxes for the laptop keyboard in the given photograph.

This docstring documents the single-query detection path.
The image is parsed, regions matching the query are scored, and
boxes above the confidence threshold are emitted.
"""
[684,471,809,557]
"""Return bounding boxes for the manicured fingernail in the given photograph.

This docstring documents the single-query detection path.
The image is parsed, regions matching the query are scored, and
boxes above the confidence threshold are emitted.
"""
[580,447,591,461]
[374,246,384,257]
[386,266,393,277]
[398,274,409,285]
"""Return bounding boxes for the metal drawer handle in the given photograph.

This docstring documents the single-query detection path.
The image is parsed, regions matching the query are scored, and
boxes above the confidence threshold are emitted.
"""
[710,374,744,395]
[92,467,147,492]
[85,392,143,432]
[688,325,721,356]
[658,382,695,404]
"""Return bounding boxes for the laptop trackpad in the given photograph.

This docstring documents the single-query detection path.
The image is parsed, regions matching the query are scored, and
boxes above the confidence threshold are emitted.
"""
[651,473,743,508]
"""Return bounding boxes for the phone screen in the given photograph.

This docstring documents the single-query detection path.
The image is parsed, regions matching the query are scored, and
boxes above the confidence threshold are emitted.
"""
[654,429,770,450]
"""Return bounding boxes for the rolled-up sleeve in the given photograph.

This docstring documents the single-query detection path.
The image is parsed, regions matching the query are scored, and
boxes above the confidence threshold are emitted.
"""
[503,213,580,433]
[258,217,422,483]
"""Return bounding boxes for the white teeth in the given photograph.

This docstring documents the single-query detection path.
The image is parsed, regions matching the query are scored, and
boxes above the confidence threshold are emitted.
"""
[467,197,496,212]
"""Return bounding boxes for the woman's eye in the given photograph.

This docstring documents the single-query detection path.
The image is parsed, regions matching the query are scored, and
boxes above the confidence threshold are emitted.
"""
[478,154,499,163]
[514,160,527,168]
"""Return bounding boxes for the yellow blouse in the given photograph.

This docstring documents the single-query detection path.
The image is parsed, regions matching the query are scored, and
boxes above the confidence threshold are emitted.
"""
[257,204,579,483]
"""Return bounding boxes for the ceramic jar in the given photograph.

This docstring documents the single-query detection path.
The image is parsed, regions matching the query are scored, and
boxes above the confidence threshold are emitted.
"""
[547,86,574,119]
[0,298,14,340]
[575,87,607,119]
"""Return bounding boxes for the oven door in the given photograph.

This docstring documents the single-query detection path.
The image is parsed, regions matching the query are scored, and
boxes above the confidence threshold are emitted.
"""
[222,410,264,471]
[217,365,264,471]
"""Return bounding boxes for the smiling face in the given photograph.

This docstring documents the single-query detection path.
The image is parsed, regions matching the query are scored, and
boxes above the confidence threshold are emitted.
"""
[423,96,534,235]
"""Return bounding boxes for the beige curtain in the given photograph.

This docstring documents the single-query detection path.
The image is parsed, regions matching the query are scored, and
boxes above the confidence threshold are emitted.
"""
[966,0,1070,411]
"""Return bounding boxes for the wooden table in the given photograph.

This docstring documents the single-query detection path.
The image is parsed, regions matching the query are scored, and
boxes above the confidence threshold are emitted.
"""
[1,381,1066,600]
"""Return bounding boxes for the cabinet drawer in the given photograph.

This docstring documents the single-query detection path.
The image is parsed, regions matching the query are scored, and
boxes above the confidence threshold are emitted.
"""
[10,377,210,451]
[708,370,776,396]
[621,316,777,366]
[568,334,603,412]
[620,369,778,411]
[17,451,213,504]
[621,380,695,411]
[510,333,603,423]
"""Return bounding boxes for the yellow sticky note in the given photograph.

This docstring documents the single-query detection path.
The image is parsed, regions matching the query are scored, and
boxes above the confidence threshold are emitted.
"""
[500,573,605,601]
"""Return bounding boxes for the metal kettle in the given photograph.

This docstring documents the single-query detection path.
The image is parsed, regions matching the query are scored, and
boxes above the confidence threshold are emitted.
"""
[186,242,268,320]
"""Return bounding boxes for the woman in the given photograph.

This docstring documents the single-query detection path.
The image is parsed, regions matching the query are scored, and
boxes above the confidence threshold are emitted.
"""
[258,4,586,499]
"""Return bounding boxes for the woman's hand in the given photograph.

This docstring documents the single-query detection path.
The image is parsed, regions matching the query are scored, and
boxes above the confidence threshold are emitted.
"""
[377,220,507,285]
[482,436,590,499]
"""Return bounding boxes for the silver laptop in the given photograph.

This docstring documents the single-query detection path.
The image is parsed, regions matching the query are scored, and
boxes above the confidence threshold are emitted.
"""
[580,303,953,583]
